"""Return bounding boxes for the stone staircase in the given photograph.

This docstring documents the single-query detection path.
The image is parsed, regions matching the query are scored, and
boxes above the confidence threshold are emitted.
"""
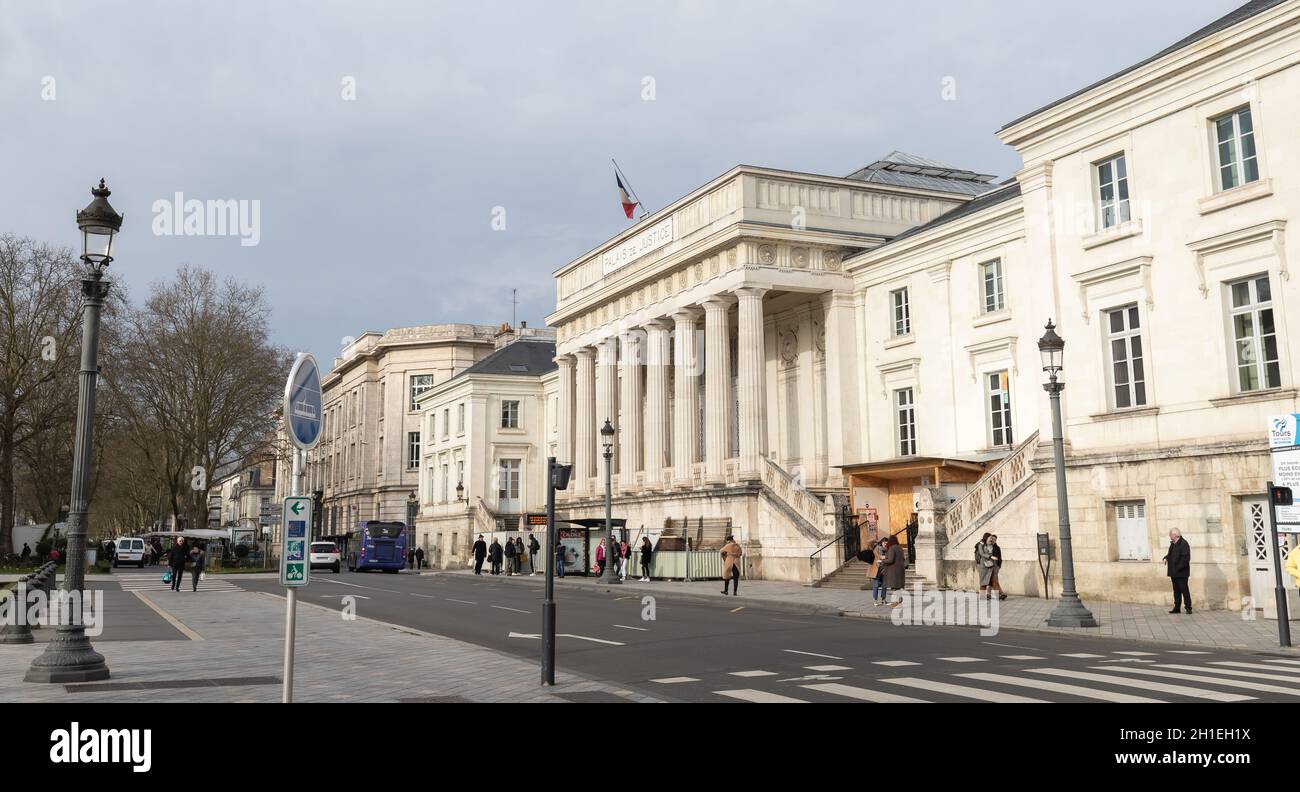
[813,558,929,590]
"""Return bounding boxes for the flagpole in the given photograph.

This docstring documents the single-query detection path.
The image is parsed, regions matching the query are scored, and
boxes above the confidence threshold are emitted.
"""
[612,158,649,218]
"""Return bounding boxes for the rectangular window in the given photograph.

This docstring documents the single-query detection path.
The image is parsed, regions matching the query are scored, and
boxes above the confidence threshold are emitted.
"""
[498,459,521,501]
[1213,107,1259,191]
[1115,501,1150,561]
[1229,274,1280,392]
[443,408,450,439]
[441,463,449,502]
[501,399,520,429]
[456,460,464,493]
[890,287,911,336]
[457,403,465,433]
[980,259,1005,314]
[379,381,385,420]
[895,388,916,457]
[986,370,1013,447]
[1096,153,1131,229]
[410,374,434,411]
[407,431,421,470]
[1106,305,1147,409]
[377,435,384,476]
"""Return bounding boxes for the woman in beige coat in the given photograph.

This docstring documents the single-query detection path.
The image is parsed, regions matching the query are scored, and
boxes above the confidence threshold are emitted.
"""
[720,535,743,596]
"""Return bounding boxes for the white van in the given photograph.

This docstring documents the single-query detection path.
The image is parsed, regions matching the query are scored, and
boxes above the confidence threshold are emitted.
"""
[113,537,146,568]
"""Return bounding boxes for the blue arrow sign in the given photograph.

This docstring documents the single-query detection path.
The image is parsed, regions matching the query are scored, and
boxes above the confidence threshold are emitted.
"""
[284,354,322,451]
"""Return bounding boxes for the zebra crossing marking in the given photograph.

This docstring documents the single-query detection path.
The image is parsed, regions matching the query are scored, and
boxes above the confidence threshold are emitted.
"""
[650,677,699,684]
[1093,665,1300,697]
[1026,668,1253,702]
[936,656,985,663]
[729,670,777,678]
[1209,660,1300,675]
[872,660,921,667]
[804,665,852,672]
[881,677,1046,703]
[1000,655,1045,660]
[955,672,1166,703]
[715,689,806,703]
[798,683,928,703]
[1059,653,1106,659]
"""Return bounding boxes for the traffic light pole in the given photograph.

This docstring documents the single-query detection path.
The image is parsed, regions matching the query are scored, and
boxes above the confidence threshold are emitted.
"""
[542,457,557,685]
[1267,480,1292,648]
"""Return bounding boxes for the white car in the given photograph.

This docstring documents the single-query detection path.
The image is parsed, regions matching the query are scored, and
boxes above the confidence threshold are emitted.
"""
[309,541,341,573]
[113,537,146,568]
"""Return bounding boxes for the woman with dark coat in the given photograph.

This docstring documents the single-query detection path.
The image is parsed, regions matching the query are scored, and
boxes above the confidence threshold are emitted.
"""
[639,536,653,581]
[879,536,906,607]
[976,532,998,598]
[188,543,207,592]
[488,538,503,575]
[988,533,1007,601]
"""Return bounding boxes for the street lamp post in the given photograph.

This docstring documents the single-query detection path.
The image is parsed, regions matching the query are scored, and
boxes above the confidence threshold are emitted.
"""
[26,180,122,683]
[1038,320,1098,628]
[599,419,620,584]
[407,490,418,569]
[456,480,465,503]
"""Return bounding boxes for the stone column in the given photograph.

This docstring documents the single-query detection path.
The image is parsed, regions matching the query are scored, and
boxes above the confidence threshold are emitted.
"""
[595,337,619,479]
[671,308,701,488]
[618,330,643,492]
[644,320,671,490]
[914,486,949,588]
[822,290,860,487]
[735,287,768,480]
[701,296,733,485]
[555,355,575,467]
[573,348,596,497]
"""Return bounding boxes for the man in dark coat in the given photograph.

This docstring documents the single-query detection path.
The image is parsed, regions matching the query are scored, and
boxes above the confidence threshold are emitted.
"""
[472,535,487,575]
[167,537,189,592]
[528,534,541,575]
[488,538,503,575]
[1163,529,1192,614]
[414,546,425,570]
[503,535,518,576]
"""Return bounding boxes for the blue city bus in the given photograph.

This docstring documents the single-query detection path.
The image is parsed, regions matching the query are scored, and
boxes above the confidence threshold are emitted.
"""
[344,521,408,573]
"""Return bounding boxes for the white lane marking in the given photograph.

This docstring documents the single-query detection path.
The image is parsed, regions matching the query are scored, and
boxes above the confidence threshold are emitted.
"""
[804,665,852,672]
[410,593,435,598]
[613,624,649,631]
[650,677,699,684]
[937,656,985,663]
[716,689,807,703]
[1168,650,1211,654]
[317,578,378,590]
[783,649,844,660]
[1209,661,1300,676]
[318,594,371,600]
[956,672,1165,703]
[1263,658,1300,667]
[509,631,541,639]
[883,677,1046,703]
[1000,655,1045,660]
[1112,651,1158,656]
[506,631,625,646]
[1028,668,1253,702]
[1092,666,1300,697]
[729,670,777,678]
[778,674,843,682]
[1060,653,1106,658]
[446,598,478,605]
[800,683,928,703]
[491,605,532,614]
[873,660,921,667]
[982,641,1046,650]
[132,591,203,641]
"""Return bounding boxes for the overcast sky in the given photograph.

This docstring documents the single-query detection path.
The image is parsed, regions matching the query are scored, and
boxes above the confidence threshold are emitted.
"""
[1,0,1245,371]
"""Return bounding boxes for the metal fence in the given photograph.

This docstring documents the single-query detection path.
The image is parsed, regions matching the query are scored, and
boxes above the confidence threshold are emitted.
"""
[631,550,733,580]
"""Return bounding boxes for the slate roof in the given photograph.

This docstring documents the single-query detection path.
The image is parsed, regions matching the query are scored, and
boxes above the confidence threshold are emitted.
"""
[850,179,1022,257]
[846,151,999,196]
[1001,0,1290,131]
[453,338,557,381]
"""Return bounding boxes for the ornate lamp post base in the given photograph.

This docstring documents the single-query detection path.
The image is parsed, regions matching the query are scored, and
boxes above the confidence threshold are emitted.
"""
[24,625,110,683]
[1045,595,1099,629]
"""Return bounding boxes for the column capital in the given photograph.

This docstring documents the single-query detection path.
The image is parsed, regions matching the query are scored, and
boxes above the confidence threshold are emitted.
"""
[670,306,702,324]
[554,353,576,367]
[574,346,597,360]
[699,294,735,312]
[732,285,769,300]
[642,317,673,332]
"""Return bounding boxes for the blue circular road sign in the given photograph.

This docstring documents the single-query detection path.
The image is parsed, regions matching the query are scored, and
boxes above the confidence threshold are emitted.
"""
[284,353,322,450]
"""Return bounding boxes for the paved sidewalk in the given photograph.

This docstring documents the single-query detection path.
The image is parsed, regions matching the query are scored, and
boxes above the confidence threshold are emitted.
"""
[440,569,1300,653]
[0,589,661,703]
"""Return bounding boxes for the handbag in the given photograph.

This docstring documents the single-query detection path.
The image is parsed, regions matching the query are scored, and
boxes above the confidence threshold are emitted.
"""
[199,572,206,582]
[162,569,172,583]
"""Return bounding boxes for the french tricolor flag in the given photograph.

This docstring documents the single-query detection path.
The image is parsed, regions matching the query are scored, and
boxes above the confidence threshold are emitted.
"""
[616,172,639,219]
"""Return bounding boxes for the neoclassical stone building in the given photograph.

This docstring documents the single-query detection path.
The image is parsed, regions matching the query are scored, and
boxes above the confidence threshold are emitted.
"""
[547,157,999,580]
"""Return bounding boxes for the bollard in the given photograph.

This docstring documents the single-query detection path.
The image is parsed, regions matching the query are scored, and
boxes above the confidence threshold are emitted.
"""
[1,576,35,644]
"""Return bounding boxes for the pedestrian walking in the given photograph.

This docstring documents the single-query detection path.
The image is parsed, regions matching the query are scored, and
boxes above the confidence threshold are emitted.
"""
[639,536,653,581]
[489,538,503,575]
[20,542,31,562]
[595,539,606,576]
[503,535,518,575]
[555,540,567,578]
[189,543,207,592]
[407,547,416,570]
[860,539,885,606]
[720,535,743,595]
[415,546,425,570]
[167,537,188,592]
[988,533,1007,600]
[975,532,1003,600]
[50,546,61,565]
[619,539,631,581]
[473,535,487,575]
[528,534,541,575]
[152,538,163,566]
[879,535,905,607]
[1163,528,1192,614]
[515,538,526,575]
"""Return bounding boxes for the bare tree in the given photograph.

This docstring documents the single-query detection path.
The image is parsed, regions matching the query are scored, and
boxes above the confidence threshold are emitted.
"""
[0,235,84,555]
[108,265,290,532]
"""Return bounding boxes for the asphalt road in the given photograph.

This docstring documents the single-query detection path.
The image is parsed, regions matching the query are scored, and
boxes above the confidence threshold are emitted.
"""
[226,569,1300,703]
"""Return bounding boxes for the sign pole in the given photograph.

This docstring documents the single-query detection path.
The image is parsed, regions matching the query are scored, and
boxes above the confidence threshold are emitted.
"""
[542,458,556,686]
[282,449,303,702]
[279,352,321,704]
[1267,480,1292,648]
